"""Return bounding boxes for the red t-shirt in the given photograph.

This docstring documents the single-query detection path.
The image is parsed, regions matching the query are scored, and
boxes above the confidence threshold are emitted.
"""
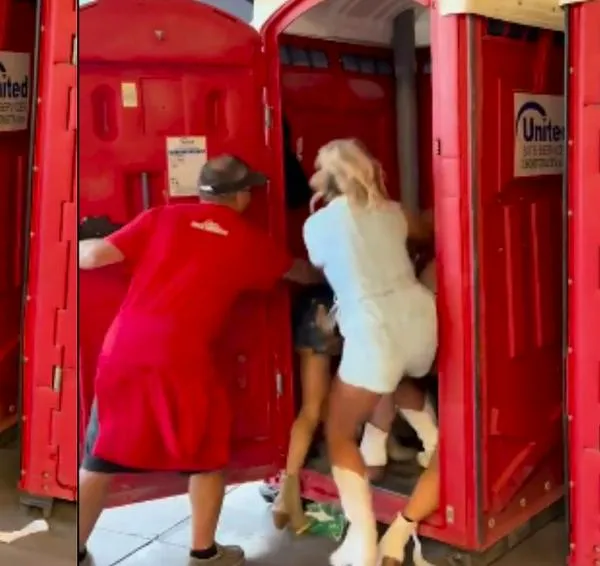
[100,203,292,366]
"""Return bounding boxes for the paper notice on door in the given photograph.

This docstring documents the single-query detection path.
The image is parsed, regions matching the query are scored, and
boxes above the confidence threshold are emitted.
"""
[166,136,207,197]
[121,82,138,108]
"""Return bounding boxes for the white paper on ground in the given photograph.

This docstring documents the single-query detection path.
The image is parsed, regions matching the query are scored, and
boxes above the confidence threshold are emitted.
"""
[0,519,49,544]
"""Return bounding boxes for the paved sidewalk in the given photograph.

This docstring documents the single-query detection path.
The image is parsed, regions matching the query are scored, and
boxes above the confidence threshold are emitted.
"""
[87,484,568,566]
[0,448,568,566]
[0,446,76,566]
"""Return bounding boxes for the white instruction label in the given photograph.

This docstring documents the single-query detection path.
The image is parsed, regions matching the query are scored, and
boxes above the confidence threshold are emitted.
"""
[0,52,31,132]
[166,136,207,197]
[121,82,138,108]
[514,93,565,177]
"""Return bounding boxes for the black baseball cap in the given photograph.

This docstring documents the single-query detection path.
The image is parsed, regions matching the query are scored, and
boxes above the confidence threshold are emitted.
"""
[198,155,268,195]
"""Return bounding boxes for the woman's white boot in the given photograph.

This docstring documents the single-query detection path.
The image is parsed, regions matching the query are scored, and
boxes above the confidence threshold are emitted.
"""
[398,397,438,468]
[329,467,378,566]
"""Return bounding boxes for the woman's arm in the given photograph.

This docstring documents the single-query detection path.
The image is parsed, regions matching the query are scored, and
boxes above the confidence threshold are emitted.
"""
[79,239,125,270]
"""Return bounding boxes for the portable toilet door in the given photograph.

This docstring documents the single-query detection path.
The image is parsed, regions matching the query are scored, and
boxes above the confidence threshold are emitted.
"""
[78,0,297,507]
[18,0,78,512]
[563,1,600,564]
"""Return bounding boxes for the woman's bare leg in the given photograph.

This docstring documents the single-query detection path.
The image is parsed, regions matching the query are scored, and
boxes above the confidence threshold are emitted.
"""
[286,349,330,474]
[326,378,380,566]
[380,450,440,565]
[273,349,330,533]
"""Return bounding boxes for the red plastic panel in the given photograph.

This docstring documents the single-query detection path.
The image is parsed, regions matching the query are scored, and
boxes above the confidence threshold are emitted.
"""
[19,0,77,501]
[0,0,35,434]
[474,21,565,532]
[567,2,600,565]
[423,10,480,548]
[280,35,399,256]
[79,0,284,506]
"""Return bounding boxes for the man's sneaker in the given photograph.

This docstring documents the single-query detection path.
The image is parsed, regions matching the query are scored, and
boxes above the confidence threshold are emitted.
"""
[189,545,245,565]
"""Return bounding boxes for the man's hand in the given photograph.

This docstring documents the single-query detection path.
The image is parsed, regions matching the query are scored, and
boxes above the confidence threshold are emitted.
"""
[79,239,125,270]
[284,258,324,285]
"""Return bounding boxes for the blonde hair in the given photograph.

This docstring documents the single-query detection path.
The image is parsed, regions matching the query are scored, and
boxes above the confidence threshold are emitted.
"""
[314,139,389,208]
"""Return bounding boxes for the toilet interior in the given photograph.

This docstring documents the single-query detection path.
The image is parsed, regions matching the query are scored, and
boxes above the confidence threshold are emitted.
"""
[278,0,436,496]
[276,0,564,497]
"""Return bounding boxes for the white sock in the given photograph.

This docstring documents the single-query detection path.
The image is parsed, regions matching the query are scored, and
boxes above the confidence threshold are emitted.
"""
[399,397,438,468]
[359,423,388,467]
[378,514,416,563]
[330,467,378,566]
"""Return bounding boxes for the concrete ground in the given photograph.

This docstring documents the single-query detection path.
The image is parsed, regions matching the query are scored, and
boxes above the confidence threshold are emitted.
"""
[0,444,568,566]
[86,485,568,566]
[0,445,76,566]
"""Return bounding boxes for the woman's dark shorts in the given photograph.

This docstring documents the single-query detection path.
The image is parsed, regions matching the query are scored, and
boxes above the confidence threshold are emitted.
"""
[82,402,213,476]
[292,284,338,355]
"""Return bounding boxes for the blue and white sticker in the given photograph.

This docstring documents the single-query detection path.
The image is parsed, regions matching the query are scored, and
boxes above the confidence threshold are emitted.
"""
[0,51,30,132]
[514,93,565,177]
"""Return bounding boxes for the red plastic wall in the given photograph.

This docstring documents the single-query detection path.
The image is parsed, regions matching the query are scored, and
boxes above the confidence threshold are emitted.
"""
[19,0,77,501]
[280,35,398,257]
[474,21,565,542]
[0,0,35,434]
[567,2,600,564]
[79,0,287,506]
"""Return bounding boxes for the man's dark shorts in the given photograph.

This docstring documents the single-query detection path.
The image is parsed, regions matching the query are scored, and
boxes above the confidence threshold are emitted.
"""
[292,284,338,355]
[82,402,215,476]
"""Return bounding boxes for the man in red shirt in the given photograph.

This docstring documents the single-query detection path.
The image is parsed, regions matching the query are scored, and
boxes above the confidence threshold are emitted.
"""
[78,155,320,566]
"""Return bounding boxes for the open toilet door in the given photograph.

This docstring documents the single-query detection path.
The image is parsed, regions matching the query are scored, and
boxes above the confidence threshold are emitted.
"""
[19,0,78,504]
[79,0,293,506]
[466,11,567,533]
[564,1,600,563]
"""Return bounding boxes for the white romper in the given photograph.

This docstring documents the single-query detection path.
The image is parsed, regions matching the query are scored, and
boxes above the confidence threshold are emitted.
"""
[303,196,437,394]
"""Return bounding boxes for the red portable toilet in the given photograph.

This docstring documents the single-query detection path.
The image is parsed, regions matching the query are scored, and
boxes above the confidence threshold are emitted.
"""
[563,1,600,564]
[78,0,580,560]
[257,0,567,557]
[0,0,77,514]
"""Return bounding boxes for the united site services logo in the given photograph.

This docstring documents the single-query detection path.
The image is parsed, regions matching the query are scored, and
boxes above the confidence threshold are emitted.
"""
[513,93,564,177]
[0,61,29,100]
[0,52,31,132]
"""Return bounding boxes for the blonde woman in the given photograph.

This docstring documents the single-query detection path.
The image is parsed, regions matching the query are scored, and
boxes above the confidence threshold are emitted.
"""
[303,140,437,566]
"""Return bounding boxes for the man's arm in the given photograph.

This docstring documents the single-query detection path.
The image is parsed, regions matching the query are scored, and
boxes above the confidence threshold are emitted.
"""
[79,208,160,270]
[79,239,125,270]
